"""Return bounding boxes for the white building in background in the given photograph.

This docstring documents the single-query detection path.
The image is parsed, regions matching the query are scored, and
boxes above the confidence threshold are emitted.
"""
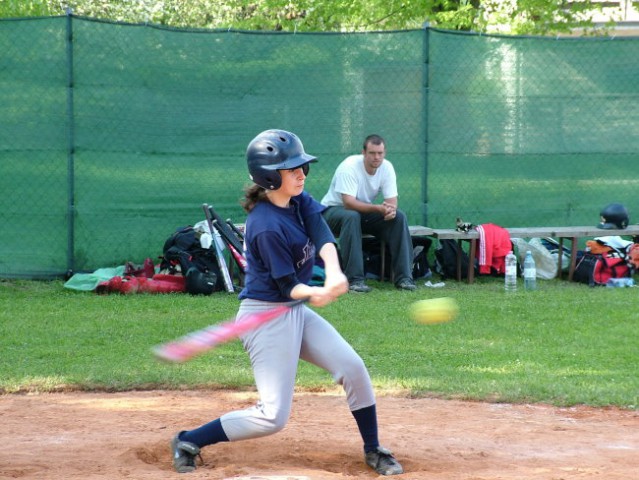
[587,0,639,35]
[483,0,639,36]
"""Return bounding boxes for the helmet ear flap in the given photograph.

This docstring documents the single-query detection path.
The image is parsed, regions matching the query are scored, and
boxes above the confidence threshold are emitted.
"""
[259,170,282,190]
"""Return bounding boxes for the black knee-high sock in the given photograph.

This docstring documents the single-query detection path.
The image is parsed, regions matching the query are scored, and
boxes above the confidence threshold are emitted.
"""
[351,404,379,453]
[180,418,229,448]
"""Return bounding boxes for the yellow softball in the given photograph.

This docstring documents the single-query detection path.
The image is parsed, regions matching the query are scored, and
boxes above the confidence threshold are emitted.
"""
[409,297,459,325]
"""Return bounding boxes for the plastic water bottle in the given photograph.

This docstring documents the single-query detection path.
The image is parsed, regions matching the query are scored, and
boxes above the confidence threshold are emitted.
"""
[505,250,517,292]
[523,251,536,291]
[606,278,635,288]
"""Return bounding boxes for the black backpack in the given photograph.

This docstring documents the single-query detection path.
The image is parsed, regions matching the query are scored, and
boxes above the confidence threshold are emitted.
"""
[362,236,432,280]
[160,226,223,293]
[435,239,473,280]
[411,236,433,279]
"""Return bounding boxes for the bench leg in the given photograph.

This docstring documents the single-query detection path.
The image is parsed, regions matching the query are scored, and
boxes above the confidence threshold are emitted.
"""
[556,237,578,281]
[557,238,565,279]
[455,239,476,284]
[467,239,476,284]
[567,237,578,282]
[456,240,463,282]
[380,241,386,282]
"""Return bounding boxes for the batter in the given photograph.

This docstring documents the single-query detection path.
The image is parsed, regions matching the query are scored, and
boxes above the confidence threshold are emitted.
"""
[171,129,403,476]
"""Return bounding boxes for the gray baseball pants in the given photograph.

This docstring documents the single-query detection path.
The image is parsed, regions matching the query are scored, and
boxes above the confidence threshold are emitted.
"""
[219,299,375,441]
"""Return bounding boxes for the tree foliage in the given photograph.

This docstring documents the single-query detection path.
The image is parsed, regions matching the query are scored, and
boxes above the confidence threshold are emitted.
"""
[0,0,617,35]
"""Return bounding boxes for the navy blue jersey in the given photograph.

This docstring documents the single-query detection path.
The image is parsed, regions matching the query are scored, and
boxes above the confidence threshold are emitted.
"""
[239,192,326,302]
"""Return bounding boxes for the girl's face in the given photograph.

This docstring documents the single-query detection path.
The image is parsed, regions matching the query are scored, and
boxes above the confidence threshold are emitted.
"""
[278,164,309,197]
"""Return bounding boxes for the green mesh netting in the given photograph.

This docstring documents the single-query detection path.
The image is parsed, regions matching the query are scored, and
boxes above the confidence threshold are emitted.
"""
[1,16,637,278]
[427,29,639,228]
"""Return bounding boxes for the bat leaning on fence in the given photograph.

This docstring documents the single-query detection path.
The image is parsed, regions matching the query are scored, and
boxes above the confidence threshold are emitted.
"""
[213,219,247,274]
[152,299,307,362]
[202,203,235,293]
[226,218,245,242]
[205,204,243,253]
[205,204,247,274]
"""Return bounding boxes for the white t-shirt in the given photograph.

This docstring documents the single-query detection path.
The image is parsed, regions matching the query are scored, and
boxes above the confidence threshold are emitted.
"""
[321,154,398,207]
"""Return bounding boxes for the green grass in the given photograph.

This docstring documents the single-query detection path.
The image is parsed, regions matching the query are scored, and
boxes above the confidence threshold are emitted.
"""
[1,278,637,409]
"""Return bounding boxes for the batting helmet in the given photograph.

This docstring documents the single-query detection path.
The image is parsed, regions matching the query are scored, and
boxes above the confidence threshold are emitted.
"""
[185,267,217,295]
[598,203,630,230]
[246,129,316,190]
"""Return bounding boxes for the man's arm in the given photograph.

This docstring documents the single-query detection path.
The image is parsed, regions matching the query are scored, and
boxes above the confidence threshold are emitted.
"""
[383,197,398,209]
[341,193,386,215]
[342,193,398,221]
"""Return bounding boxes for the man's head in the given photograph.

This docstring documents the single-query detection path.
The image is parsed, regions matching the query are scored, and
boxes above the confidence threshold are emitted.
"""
[362,134,386,173]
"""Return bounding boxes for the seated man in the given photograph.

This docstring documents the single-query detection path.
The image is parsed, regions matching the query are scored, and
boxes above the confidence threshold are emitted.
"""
[320,134,416,292]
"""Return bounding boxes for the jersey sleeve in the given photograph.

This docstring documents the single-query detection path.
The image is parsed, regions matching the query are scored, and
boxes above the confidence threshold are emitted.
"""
[332,163,359,197]
[304,212,335,250]
[381,161,399,199]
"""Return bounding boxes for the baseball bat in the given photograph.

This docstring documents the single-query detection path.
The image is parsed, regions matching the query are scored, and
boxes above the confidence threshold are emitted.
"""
[202,203,235,293]
[205,204,244,253]
[213,219,247,273]
[152,298,307,362]
[226,218,245,241]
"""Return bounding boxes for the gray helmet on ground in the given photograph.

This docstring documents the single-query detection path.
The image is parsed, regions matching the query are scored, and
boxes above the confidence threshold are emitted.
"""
[246,129,317,190]
[598,203,629,229]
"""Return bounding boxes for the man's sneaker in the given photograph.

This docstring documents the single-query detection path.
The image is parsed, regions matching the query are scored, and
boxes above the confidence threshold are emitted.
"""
[365,446,404,475]
[349,281,372,293]
[171,432,202,473]
[396,279,417,291]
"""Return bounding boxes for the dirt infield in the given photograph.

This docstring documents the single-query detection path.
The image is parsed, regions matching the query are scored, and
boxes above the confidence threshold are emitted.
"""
[1,389,637,480]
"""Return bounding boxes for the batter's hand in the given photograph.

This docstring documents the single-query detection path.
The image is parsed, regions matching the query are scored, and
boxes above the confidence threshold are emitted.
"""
[324,271,348,298]
[308,286,340,307]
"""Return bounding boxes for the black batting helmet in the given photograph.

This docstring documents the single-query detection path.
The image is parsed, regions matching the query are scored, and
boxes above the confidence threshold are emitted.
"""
[246,129,316,190]
[598,203,629,230]
[185,267,217,295]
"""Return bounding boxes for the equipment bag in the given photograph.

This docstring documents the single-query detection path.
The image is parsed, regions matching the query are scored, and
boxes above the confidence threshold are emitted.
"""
[434,239,475,280]
[411,236,433,279]
[361,237,390,280]
[160,225,224,294]
[572,252,631,286]
[362,236,432,280]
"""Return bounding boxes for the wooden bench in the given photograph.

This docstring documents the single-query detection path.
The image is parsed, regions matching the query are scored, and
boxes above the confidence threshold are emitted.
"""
[431,226,639,284]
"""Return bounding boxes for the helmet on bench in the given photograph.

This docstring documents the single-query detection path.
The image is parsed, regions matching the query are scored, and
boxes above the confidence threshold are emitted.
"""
[598,203,629,230]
